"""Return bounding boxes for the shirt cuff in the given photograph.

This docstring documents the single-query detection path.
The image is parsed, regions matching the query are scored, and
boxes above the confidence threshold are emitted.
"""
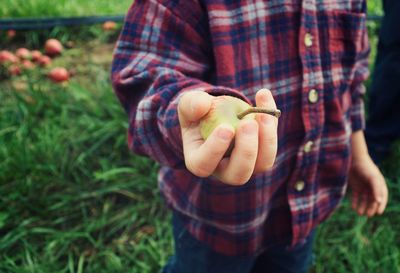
[161,83,250,161]
[350,84,366,132]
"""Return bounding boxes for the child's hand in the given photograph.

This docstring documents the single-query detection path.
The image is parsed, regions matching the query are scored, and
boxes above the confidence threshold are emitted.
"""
[178,89,278,186]
[348,155,388,217]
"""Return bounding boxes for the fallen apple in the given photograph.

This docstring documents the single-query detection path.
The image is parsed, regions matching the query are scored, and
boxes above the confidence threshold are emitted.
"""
[44,39,63,57]
[0,50,18,64]
[31,50,43,62]
[102,21,117,31]
[15,48,31,60]
[8,64,21,76]
[199,96,281,155]
[48,67,69,83]
[7,30,16,39]
[38,55,52,67]
[22,60,35,70]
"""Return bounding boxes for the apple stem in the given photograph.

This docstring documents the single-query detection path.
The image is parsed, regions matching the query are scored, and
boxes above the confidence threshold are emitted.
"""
[237,107,281,119]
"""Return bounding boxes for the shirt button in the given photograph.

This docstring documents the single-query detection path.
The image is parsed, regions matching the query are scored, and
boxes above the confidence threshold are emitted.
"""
[308,89,318,103]
[304,141,313,153]
[295,180,306,192]
[304,33,313,47]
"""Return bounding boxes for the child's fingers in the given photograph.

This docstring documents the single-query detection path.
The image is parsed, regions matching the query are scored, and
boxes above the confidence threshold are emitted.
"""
[183,124,234,178]
[179,91,235,177]
[371,174,388,216]
[178,91,213,128]
[366,201,379,217]
[351,191,359,212]
[254,89,278,173]
[215,119,259,185]
[357,194,368,216]
[377,198,388,215]
[377,186,389,215]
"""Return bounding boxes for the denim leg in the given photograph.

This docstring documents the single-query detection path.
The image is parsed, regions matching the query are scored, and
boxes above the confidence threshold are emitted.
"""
[162,212,256,273]
[250,231,316,273]
[366,0,400,164]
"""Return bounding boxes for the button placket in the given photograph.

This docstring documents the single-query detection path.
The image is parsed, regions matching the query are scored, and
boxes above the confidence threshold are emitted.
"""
[308,89,318,103]
[303,141,313,153]
[294,180,306,192]
[304,33,313,47]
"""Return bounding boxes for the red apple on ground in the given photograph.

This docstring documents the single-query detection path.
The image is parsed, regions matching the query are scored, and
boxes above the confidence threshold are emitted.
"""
[8,64,21,76]
[0,50,18,64]
[44,39,63,57]
[38,55,52,67]
[48,67,69,83]
[16,48,31,60]
[102,21,117,31]
[7,30,16,39]
[31,50,43,62]
[22,60,35,70]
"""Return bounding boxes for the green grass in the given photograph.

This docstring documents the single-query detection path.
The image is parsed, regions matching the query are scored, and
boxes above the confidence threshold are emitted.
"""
[0,0,131,49]
[1,1,399,273]
[367,0,384,16]
[0,45,172,272]
[0,0,132,18]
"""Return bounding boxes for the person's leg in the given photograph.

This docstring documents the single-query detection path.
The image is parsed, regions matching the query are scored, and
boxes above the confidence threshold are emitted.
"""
[365,0,400,164]
[162,212,256,273]
[250,231,316,273]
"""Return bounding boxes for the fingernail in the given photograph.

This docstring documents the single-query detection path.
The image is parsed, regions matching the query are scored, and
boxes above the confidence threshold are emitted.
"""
[259,88,271,94]
[260,88,271,99]
[242,121,257,135]
[261,92,269,102]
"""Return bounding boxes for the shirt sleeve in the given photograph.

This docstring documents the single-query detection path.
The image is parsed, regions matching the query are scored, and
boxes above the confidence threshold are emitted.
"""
[111,0,247,167]
[349,20,370,132]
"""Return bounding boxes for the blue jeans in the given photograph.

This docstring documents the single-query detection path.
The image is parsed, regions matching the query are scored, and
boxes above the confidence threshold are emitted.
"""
[162,213,315,273]
[365,0,400,164]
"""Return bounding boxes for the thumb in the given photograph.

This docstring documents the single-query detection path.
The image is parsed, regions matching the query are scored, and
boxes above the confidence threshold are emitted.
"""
[178,91,213,128]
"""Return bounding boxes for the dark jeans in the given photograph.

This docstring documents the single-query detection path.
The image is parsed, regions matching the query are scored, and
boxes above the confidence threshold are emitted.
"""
[162,213,315,273]
[365,0,400,164]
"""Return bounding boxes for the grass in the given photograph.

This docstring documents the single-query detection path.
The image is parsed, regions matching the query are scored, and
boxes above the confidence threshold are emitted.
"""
[0,44,172,272]
[0,0,131,49]
[367,0,384,16]
[0,0,132,18]
[1,1,399,272]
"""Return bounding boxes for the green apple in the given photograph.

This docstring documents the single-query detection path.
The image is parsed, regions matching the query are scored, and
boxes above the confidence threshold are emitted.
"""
[199,95,280,154]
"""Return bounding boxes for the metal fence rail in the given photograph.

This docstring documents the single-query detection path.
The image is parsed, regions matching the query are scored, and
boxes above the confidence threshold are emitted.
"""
[0,15,125,30]
[0,14,382,31]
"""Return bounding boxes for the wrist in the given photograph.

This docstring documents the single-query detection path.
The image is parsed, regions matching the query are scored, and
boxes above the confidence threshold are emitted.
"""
[350,130,370,164]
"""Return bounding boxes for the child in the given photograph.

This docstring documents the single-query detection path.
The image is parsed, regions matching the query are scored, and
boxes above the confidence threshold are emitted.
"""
[111,1,388,272]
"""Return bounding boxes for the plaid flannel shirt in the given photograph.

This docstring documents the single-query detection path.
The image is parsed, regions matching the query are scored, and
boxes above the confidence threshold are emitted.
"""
[111,0,370,256]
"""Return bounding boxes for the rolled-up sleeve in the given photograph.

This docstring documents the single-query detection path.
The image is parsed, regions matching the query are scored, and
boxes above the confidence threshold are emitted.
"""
[349,23,370,132]
[111,0,246,167]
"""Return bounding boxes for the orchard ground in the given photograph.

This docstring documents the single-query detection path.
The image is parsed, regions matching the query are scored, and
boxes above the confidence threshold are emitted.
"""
[1,1,400,273]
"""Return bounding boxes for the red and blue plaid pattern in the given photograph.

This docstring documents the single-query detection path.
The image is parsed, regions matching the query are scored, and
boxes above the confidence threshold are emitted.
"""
[112,0,369,256]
